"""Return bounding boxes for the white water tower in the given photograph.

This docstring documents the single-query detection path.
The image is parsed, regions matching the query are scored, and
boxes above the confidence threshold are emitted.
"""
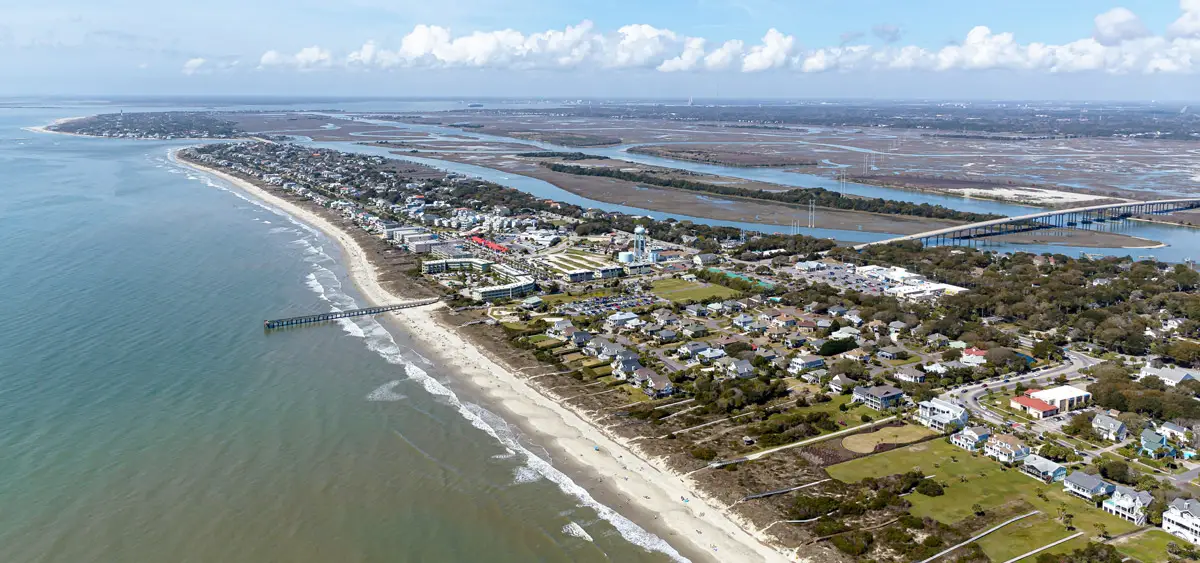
[633,225,647,262]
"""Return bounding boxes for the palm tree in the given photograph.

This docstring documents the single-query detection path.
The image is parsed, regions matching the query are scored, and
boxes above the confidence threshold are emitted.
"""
[972,503,984,516]
[1094,522,1108,539]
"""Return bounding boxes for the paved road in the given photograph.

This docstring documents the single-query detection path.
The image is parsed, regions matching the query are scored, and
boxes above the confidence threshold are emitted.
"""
[940,349,1099,428]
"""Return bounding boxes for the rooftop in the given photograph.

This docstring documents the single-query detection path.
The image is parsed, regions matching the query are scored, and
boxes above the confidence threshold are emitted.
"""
[1011,395,1058,412]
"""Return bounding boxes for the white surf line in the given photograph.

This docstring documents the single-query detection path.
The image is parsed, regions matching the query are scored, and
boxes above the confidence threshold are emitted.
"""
[1000,531,1085,563]
[914,510,1041,563]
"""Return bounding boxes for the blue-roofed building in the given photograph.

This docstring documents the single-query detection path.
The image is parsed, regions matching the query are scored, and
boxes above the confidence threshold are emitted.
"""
[1140,429,1176,459]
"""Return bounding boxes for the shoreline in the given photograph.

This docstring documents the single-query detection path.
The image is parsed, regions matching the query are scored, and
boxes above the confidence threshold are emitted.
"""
[172,154,792,563]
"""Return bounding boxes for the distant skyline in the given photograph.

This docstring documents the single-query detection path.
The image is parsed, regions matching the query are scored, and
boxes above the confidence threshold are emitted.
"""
[6,1,1200,100]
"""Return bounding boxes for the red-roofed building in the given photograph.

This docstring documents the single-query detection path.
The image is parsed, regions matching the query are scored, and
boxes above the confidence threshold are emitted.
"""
[963,347,987,357]
[1010,395,1059,419]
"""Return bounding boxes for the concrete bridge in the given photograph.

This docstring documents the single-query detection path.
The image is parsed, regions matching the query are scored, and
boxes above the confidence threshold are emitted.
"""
[854,198,1200,250]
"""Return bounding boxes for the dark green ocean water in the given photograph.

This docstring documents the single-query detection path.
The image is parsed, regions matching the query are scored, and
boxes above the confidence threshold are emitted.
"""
[0,105,680,563]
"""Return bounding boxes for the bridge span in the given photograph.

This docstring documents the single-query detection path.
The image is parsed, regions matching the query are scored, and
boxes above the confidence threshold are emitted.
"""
[854,198,1200,250]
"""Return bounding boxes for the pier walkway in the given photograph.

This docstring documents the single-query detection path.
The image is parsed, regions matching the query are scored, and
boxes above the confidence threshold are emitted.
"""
[264,298,439,329]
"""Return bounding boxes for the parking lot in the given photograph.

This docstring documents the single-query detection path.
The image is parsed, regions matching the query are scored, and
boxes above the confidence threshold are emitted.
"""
[555,294,665,316]
[796,263,887,295]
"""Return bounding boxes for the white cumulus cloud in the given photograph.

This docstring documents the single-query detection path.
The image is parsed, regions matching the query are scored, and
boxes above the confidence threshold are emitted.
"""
[741,29,795,72]
[1094,7,1150,46]
[248,3,1200,77]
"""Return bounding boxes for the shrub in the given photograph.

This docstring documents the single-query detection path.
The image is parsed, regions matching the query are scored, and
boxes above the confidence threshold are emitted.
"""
[813,518,849,536]
[898,514,925,529]
[915,480,944,497]
[830,531,873,556]
[922,535,944,548]
[860,413,873,423]
[690,447,717,461]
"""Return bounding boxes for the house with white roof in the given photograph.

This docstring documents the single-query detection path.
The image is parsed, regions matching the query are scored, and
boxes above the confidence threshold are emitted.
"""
[917,398,968,432]
[1103,486,1153,525]
[1164,498,1200,544]
[1139,365,1197,387]
[1029,386,1092,412]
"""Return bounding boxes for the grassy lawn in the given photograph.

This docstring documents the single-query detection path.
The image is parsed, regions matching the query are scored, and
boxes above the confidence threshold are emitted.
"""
[562,352,586,363]
[527,334,550,343]
[827,440,1138,543]
[885,356,922,367]
[580,358,608,368]
[651,278,739,303]
[624,386,652,403]
[535,339,565,349]
[841,424,936,454]
[1114,529,1184,562]
[592,366,614,376]
[1013,535,1090,563]
[975,513,1076,562]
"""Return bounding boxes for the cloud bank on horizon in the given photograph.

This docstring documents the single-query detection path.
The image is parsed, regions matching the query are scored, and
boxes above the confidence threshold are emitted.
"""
[234,1,1200,76]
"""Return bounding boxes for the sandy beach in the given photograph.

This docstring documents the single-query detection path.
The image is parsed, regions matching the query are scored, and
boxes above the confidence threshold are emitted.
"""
[23,116,88,136]
[173,155,793,563]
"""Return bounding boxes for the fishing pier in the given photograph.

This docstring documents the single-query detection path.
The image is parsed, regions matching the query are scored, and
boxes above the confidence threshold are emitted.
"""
[264,298,439,329]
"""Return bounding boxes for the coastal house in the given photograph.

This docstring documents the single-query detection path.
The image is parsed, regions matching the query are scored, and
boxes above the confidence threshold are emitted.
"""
[1103,486,1153,525]
[1139,365,1198,387]
[829,374,855,394]
[558,327,592,348]
[894,367,925,384]
[697,348,727,364]
[951,426,990,451]
[639,369,675,399]
[926,333,950,348]
[728,359,756,379]
[1164,498,1200,544]
[655,330,678,344]
[1021,454,1067,483]
[611,358,643,380]
[961,347,988,366]
[802,369,828,385]
[684,304,708,318]
[877,346,905,360]
[1160,421,1190,443]
[652,309,679,325]
[604,311,641,332]
[1091,413,1128,442]
[546,319,575,340]
[677,341,710,359]
[692,253,720,266]
[1140,429,1176,459]
[585,338,627,360]
[787,355,826,375]
[984,435,1031,464]
[917,398,968,432]
[706,302,726,315]
[852,385,905,411]
[682,324,708,339]
[784,334,807,349]
[1063,471,1115,500]
[732,314,756,331]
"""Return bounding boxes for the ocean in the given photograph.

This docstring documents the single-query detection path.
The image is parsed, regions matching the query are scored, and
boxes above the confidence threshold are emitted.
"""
[0,105,679,562]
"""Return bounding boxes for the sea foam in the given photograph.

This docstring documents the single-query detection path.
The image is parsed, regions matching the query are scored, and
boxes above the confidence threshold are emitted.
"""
[180,151,689,562]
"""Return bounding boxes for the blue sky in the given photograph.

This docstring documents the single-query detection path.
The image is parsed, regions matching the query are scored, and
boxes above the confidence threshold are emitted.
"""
[4,0,1200,99]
